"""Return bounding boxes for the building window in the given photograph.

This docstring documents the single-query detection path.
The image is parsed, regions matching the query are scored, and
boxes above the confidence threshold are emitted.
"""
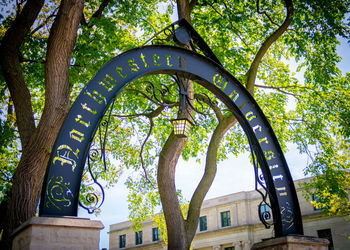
[260,204,271,220]
[119,234,126,248]
[199,216,207,231]
[135,231,142,245]
[224,247,234,250]
[152,227,159,242]
[317,229,334,250]
[221,211,231,227]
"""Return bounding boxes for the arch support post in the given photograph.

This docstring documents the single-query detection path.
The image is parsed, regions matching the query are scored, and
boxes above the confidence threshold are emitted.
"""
[251,236,329,250]
[12,217,104,250]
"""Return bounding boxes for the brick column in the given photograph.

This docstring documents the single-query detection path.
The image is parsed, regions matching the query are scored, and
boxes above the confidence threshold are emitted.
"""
[251,236,329,250]
[12,216,104,250]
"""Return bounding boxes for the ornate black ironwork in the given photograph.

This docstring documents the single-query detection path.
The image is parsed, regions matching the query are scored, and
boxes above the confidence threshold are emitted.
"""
[142,22,178,46]
[143,19,222,66]
[171,73,217,126]
[40,21,303,237]
[144,81,175,106]
[78,98,115,213]
[251,144,273,228]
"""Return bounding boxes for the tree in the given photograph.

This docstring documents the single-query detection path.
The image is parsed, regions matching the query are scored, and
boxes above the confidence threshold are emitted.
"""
[0,1,84,247]
[122,1,350,249]
[0,0,166,248]
[0,0,349,249]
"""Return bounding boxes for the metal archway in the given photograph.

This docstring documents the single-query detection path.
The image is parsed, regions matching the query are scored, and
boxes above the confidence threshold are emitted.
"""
[39,44,303,237]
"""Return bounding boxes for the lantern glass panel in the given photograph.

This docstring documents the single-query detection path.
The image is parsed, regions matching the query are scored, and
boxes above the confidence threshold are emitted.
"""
[171,118,193,137]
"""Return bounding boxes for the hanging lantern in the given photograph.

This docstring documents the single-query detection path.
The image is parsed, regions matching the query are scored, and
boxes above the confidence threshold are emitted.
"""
[171,118,194,138]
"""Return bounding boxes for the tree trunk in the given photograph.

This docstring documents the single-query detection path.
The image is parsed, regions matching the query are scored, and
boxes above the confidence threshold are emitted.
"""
[0,0,44,247]
[158,134,189,249]
[185,115,236,243]
[0,0,84,248]
[159,0,294,248]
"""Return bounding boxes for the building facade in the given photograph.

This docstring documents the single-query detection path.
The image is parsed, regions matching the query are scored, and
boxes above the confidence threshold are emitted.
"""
[109,178,350,249]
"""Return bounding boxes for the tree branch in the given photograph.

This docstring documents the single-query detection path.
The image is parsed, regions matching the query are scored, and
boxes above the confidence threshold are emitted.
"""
[256,0,280,27]
[91,0,111,19]
[177,0,192,22]
[185,113,236,242]
[0,0,44,148]
[255,84,301,100]
[113,113,147,119]
[81,0,112,26]
[114,106,169,185]
[189,0,198,12]
[126,88,163,106]
[30,8,58,35]
[245,0,294,94]
[20,58,83,67]
[206,1,250,49]
[194,93,223,121]
[139,117,154,183]
[126,81,178,107]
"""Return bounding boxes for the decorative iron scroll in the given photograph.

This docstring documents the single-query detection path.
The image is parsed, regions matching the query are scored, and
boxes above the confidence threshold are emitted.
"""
[251,145,273,229]
[143,19,222,66]
[40,21,303,237]
[78,99,115,214]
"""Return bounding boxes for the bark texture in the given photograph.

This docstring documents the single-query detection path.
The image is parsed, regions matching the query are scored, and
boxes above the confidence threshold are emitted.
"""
[157,1,210,249]
[245,0,294,93]
[0,0,43,149]
[158,134,189,249]
[159,1,294,249]
[0,0,84,248]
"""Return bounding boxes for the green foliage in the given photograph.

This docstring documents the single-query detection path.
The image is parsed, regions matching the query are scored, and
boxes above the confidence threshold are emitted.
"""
[0,0,174,210]
[0,119,18,200]
[1,0,350,233]
[190,0,350,215]
[0,71,18,200]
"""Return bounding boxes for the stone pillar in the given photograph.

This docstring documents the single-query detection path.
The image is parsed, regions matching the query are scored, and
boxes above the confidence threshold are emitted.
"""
[234,241,243,250]
[251,235,329,250]
[242,240,251,250]
[12,216,104,250]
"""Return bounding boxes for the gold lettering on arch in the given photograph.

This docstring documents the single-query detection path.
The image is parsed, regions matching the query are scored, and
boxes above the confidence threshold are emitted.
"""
[213,74,227,90]
[53,145,79,172]
[98,74,117,92]
[229,89,239,102]
[140,53,149,68]
[81,103,97,115]
[69,129,85,143]
[85,90,107,105]
[259,137,269,145]
[245,111,256,121]
[128,59,139,72]
[178,56,186,69]
[166,54,173,67]
[153,54,161,66]
[116,66,127,78]
[75,114,90,128]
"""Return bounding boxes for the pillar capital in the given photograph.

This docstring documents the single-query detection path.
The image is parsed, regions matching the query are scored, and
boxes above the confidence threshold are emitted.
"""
[12,216,104,250]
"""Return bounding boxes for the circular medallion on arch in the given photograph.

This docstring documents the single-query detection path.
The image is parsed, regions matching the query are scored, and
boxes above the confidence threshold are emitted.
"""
[174,26,191,45]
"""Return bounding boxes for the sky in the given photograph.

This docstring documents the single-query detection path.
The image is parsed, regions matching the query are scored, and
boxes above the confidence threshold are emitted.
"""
[77,14,350,250]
